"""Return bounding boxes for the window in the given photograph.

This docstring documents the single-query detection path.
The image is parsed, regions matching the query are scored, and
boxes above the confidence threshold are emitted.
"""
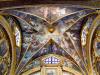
[44,57,60,64]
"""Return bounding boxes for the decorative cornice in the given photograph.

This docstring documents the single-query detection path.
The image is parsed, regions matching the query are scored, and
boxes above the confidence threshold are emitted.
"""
[0,1,100,9]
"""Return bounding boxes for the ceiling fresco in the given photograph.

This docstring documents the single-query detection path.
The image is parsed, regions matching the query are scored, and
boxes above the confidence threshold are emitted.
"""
[0,5,100,75]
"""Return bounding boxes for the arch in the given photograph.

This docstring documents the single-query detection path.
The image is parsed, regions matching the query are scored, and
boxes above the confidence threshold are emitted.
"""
[86,14,100,75]
[0,15,16,75]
